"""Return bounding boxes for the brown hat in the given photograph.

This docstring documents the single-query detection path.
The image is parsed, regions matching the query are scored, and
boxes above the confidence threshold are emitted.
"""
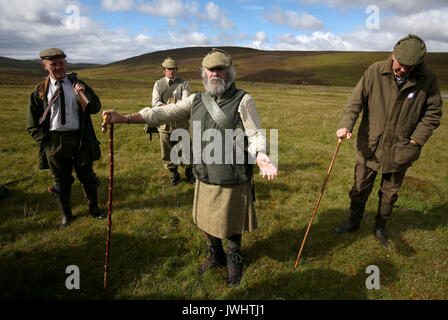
[39,48,67,60]
[162,57,177,68]
[394,34,426,66]
[202,48,232,69]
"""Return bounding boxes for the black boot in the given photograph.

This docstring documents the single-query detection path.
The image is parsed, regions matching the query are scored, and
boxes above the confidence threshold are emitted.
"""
[185,167,196,185]
[374,200,392,247]
[49,186,75,229]
[226,249,243,286]
[169,168,180,186]
[334,201,365,233]
[198,237,226,274]
[82,180,106,219]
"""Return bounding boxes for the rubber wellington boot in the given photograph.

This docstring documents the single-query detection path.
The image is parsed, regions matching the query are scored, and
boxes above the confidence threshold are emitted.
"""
[82,181,106,219]
[49,186,75,229]
[374,200,393,248]
[334,201,365,233]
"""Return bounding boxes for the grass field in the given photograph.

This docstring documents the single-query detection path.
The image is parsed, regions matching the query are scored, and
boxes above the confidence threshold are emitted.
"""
[0,50,447,301]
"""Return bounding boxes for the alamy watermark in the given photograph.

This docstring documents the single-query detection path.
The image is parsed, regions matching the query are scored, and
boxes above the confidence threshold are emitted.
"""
[65,265,80,290]
[65,5,80,30]
[365,265,380,290]
[365,5,380,30]
[168,121,278,171]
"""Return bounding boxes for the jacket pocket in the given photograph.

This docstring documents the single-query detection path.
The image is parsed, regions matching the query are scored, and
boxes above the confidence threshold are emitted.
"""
[393,141,421,166]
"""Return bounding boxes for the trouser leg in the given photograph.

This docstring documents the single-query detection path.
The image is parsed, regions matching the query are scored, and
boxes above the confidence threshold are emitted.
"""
[160,132,178,170]
[334,162,377,233]
[374,169,407,247]
[45,132,77,228]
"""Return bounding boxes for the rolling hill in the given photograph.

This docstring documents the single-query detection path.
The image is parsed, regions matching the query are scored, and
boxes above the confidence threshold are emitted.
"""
[1,46,447,91]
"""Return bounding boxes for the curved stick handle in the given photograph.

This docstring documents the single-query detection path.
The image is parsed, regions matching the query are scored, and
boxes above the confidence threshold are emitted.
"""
[102,114,110,133]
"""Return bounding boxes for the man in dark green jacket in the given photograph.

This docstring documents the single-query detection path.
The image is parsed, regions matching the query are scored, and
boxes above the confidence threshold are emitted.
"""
[26,48,105,229]
[334,35,443,247]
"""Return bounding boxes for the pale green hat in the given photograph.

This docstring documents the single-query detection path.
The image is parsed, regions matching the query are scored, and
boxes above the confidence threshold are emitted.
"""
[202,48,232,69]
[394,34,426,66]
[162,57,177,68]
[39,48,66,60]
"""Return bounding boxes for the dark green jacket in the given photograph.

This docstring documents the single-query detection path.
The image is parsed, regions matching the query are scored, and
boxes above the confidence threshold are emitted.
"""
[26,74,101,169]
[339,55,443,172]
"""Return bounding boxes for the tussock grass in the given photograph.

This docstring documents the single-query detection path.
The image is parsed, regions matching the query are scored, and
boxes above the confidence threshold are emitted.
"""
[0,73,446,300]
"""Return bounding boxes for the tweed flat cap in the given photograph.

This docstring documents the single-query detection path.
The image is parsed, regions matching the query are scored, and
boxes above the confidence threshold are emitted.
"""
[394,34,426,66]
[162,57,177,68]
[39,48,67,60]
[202,48,232,69]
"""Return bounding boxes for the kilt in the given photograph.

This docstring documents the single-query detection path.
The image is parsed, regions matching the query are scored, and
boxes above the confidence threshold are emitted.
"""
[192,180,257,239]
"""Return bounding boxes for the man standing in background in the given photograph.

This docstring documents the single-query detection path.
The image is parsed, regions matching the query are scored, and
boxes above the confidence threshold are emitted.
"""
[149,57,194,186]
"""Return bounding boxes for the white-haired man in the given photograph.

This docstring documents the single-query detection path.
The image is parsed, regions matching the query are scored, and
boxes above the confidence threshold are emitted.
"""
[103,48,277,286]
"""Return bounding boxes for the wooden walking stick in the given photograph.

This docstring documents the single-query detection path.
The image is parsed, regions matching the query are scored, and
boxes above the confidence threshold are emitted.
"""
[293,137,343,269]
[102,114,114,297]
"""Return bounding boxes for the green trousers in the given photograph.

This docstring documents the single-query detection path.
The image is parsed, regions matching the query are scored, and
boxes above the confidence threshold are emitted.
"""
[349,162,407,219]
[45,131,97,188]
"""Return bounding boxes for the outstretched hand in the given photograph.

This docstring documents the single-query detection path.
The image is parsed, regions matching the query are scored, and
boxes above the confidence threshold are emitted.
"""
[102,110,126,124]
[256,152,278,180]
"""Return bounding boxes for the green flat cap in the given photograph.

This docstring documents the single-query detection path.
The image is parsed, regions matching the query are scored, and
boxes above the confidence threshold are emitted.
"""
[39,48,66,60]
[394,34,426,66]
[162,57,177,68]
[202,48,232,69]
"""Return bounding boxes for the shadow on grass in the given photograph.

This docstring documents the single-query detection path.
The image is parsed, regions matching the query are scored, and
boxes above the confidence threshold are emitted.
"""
[225,258,398,299]
[0,230,188,299]
[245,202,448,266]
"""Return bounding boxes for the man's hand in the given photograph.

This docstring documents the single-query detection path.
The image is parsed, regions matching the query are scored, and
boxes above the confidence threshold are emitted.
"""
[102,110,126,124]
[410,139,419,145]
[256,152,277,180]
[72,83,86,96]
[336,128,352,139]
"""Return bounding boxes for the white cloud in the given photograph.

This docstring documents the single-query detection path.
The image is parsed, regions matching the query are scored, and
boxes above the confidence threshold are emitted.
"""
[300,0,446,15]
[167,30,209,45]
[204,2,235,30]
[264,7,324,31]
[252,31,268,49]
[137,0,199,18]
[101,0,134,11]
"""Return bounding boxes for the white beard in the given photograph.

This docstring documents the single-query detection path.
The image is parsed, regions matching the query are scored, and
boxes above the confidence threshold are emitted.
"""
[205,77,228,97]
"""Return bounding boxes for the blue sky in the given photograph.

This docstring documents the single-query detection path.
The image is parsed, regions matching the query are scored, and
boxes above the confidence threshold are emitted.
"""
[1,0,447,63]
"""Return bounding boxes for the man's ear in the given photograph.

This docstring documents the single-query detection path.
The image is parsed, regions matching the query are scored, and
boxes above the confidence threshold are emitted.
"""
[41,60,48,71]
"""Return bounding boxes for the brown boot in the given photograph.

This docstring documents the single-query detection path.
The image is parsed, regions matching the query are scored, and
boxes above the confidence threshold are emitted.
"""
[198,237,226,274]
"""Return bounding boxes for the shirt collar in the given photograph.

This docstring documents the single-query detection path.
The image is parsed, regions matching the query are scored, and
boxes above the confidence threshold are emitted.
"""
[166,76,177,83]
[50,75,68,86]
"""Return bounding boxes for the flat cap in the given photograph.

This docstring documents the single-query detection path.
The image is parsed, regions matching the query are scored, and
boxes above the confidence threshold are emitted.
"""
[394,34,426,66]
[162,57,177,68]
[202,48,232,69]
[39,48,66,60]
